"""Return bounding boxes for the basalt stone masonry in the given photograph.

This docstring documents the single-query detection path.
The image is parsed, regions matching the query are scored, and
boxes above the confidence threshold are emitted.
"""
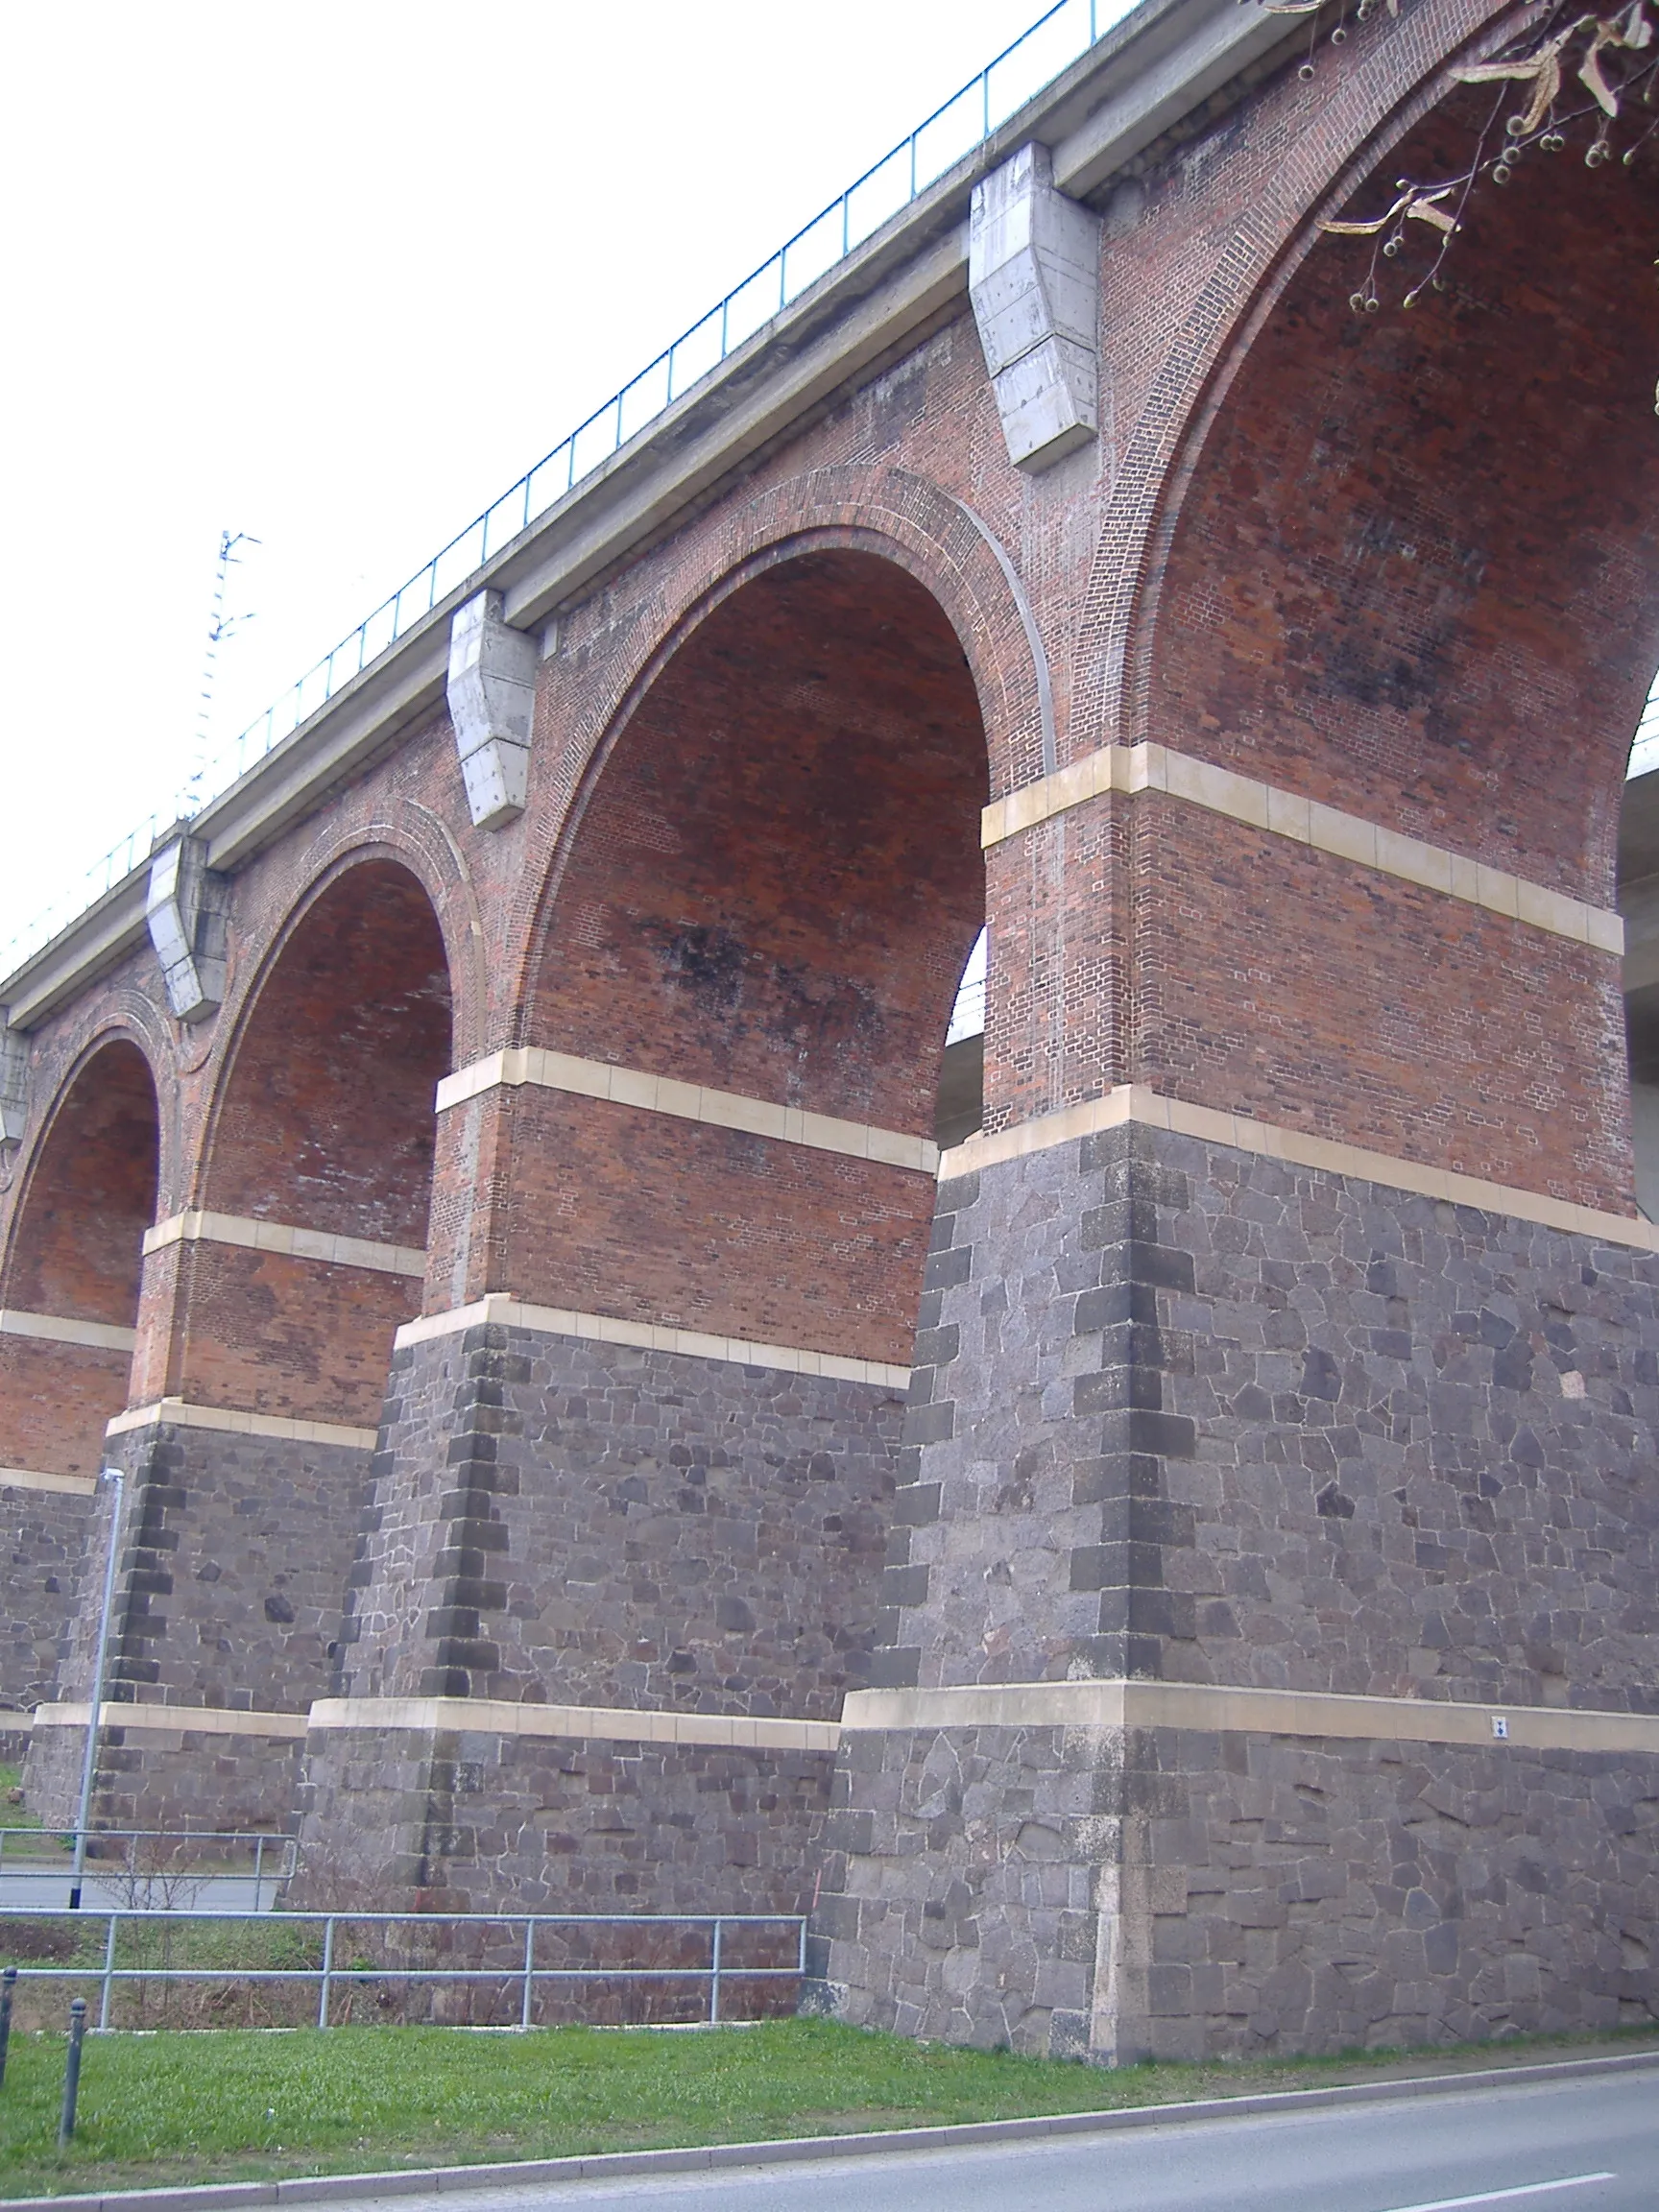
[26,1418,371,1832]
[4,0,1659,2063]
[0,1477,93,1734]
[811,1119,1659,2054]
[294,1316,901,1905]
[331,1321,903,1718]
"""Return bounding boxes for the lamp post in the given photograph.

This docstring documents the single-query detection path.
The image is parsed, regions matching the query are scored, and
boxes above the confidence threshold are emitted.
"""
[68,1465,124,1911]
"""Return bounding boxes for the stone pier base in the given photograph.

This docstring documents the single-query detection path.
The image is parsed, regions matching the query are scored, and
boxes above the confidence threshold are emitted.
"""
[0,1471,95,1730]
[294,1699,839,1913]
[25,1705,305,1834]
[812,1682,1659,2060]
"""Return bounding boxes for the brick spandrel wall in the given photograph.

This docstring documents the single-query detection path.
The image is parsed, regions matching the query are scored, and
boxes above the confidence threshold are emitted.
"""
[810,1720,1659,2061]
[0,1483,92,1719]
[884,1121,1659,1709]
[331,1323,904,1719]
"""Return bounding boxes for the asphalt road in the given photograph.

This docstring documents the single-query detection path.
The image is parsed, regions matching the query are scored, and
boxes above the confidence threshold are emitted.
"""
[306,2067,1659,2212]
[0,1871,279,1910]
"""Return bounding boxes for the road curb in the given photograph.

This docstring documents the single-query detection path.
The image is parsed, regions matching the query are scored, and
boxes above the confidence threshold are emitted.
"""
[12,2044,1659,2209]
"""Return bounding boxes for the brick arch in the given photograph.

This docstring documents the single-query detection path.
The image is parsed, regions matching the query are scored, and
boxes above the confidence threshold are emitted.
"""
[3,984,180,1215]
[501,539,988,1371]
[1076,7,1659,1213]
[1072,0,1517,763]
[273,804,488,1069]
[1,1034,160,1325]
[156,855,453,1430]
[0,1031,160,1479]
[505,464,1049,1021]
[529,543,987,1127]
[199,854,452,1242]
[1140,74,1659,903]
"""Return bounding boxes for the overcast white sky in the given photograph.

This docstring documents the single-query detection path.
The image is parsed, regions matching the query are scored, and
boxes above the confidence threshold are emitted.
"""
[0,0,1079,965]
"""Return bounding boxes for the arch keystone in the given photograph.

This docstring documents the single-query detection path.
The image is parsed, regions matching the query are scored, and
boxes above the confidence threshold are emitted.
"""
[970,143,1099,473]
[146,835,228,1023]
[447,589,540,830]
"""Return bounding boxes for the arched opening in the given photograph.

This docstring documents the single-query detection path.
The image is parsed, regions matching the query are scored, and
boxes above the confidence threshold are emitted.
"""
[0,1040,158,1478]
[180,859,452,1423]
[1142,81,1659,1214]
[523,546,989,1367]
[1620,720,1659,1216]
[95,859,455,1741]
[407,546,991,1726]
[206,860,451,1248]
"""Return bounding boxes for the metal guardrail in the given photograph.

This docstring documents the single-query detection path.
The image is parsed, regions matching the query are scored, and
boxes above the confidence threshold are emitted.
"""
[0,0,1123,981]
[0,1829,296,1887]
[0,1908,806,2031]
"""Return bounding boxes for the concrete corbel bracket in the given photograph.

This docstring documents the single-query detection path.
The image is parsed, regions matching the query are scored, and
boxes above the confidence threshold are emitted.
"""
[447,589,540,830]
[969,142,1100,473]
[146,835,229,1024]
[0,1015,27,1145]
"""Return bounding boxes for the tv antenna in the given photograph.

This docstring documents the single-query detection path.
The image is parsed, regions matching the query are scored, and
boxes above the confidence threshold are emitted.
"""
[187,528,259,809]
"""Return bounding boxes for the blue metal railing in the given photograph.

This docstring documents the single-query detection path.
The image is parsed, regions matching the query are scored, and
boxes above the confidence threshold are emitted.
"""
[1,0,1123,985]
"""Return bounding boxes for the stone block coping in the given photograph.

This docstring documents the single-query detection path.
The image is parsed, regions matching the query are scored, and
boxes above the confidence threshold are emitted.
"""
[0,1466,97,1498]
[941,1085,1659,1254]
[33,1701,308,1741]
[142,1211,426,1280]
[434,1047,938,1174]
[394,1293,912,1392]
[32,1678,1659,1758]
[305,1696,842,1751]
[981,740,1624,954]
[0,1308,136,1354]
[841,1677,1659,1754]
[106,1399,378,1452]
[9,2050,1658,2212]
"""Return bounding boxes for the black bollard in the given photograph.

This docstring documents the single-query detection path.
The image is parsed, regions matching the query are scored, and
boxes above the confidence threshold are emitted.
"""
[58,1996,86,2148]
[0,1965,15,2087]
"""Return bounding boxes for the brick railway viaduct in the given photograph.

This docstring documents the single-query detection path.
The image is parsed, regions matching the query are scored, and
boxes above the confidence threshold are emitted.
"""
[4,0,1659,2061]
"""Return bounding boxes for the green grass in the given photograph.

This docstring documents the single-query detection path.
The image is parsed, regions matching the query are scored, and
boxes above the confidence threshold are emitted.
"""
[0,1770,43,1838]
[0,2015,1653,2200]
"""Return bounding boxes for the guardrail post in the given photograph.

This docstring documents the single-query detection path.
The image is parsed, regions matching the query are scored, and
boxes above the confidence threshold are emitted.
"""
[519,1917,536,2032]
[99,1911,118,2026]
[318,1915,335,2031]
[58,1997,86,2145]
[0,1965,16,2086]
[709,1919,722,2027]
[99,1914,118,2031]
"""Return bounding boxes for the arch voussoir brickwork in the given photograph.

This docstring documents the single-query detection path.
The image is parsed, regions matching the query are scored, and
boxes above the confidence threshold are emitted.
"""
[506,463,1047,1031]
[1074,0,1518,760]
